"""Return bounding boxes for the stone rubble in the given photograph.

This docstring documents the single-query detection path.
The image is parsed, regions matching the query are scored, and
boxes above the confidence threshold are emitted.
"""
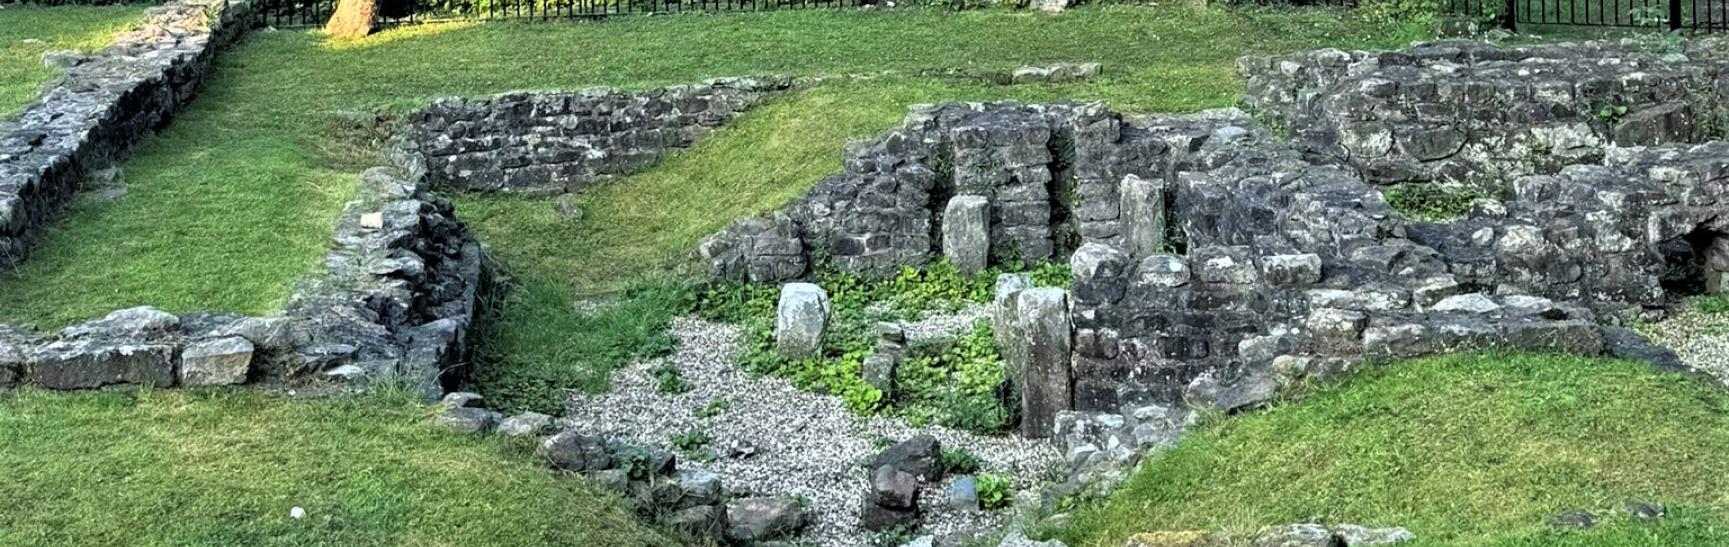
[563,316,1061,547]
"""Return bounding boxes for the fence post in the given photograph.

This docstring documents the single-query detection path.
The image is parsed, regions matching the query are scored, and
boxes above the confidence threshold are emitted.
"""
[1503,0,1517,31]
[1669,0,1682,30]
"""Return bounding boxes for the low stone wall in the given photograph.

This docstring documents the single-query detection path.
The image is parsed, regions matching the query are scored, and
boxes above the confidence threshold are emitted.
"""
[407,77,793,196]
[707,40,1729,436]
[0,139,483,398]
[0,0,251,270]
[1239,40,1729,189]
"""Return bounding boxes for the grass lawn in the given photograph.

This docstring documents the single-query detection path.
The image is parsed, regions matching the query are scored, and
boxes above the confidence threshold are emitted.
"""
[1057,353,1729,546]
[0,5,145,116]
[0,387,674,545]
[0,5,1428,328]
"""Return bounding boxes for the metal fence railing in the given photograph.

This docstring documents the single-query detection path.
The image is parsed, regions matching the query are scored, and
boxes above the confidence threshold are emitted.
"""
[1446,0,1728,31]
[250,0,866,28]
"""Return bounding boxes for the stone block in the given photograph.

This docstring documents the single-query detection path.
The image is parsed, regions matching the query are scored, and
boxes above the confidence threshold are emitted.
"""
[942,195,991,275]
[26,339,178,389]
[1016,287,1073,438]
[1119,174,1167,257]
[1260,254,1322,286]
[1071,243,1132,305]
[179,336,253,386]
[774,283,830,360]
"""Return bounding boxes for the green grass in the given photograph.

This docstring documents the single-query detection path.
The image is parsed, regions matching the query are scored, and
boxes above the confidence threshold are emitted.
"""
[1057,352,1729,546]
[0,5,145,116]
[0,5,1428,328]
[0,387,674,545]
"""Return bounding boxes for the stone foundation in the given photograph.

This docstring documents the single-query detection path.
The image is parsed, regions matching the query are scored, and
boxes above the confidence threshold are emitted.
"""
[700,40,1729,433]
[407,77,793,195]
[1240,39,1729,189]
[0,0,252,270]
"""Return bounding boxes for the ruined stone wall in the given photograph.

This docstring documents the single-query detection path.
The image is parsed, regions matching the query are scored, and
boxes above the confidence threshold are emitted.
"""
[707,50,1727,426]
[407,77,792,196]
[1240,40,1729,189]
[0,137,483,399]
[0,0,252,271]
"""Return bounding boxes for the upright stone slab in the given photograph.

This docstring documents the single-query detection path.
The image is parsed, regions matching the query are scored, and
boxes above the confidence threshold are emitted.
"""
[1016,287,1073,438]
[993,274,1034,385]
[942,195,991,275]
[1119,174,1167,258]
[1708,235,1729,293]
[775,283,830,360]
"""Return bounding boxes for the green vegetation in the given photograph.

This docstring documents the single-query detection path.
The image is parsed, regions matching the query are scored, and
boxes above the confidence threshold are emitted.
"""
[977,473,1015,510]
[1699,294,1729,315]
[1058,352,1729,546]
[0,387,671,545]
[0,5,144,116]
[651,361,693,394]
[0,5,1427,328]
[1382,183,1487,223]
[698,259,1062,433]
[941,446,983,475]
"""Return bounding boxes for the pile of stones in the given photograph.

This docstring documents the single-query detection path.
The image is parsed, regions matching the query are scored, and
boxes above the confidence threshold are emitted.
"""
[434,393,811,544]
[1,0,251,270]
[0,307,293,390]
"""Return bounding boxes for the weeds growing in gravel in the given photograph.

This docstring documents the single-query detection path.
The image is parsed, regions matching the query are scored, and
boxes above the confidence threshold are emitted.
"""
[942,447,983,475]
[694,260,1064,431]
[650,362,692,394]
[1699,294,1729,315]
[694,399,731,419]
[977,473,1015,510]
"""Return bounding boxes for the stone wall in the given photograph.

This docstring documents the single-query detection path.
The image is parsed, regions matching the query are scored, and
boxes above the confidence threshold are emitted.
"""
[0,138,483,398]
[1240,40,1729,189]
[702,40,1729,432]
[0,0,251,270]
[407,77,793,196]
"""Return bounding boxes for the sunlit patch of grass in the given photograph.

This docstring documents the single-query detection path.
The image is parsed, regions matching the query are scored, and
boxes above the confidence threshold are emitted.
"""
[0,5,145,116]
[1058,352,1729,546]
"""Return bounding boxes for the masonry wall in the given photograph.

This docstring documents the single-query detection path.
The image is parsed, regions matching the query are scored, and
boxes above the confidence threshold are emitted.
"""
[0,0,251,271]
[407,78,792,196]
[1239,40,1729,189]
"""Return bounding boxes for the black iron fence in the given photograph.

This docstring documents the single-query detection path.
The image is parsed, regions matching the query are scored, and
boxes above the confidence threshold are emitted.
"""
[251,0,865,28]
[1446,0,1728,31]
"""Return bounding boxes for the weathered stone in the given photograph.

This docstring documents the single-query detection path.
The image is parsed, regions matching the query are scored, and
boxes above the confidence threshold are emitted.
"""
[1217,371,1280,413]
[1626,501,1665,521]
[1072,243,1131,304]
[497,412,554,436]
[945,475,980,512]
[433,406,503,434]
[440,391,484,408]
[943,195,991,275]
[61,306,179,340]
[1333,524,1415,545]
[1430,293,1501,314]
[995,273,1034,384]
[870,465,920,509]
[774,283,830,360]
[1016,287,1073,438]
[1120,175,1167,257]
[1252,523,1337,547]
[667,504,727,538]
[1135,254,1190,288]
[26,339,177,389]
[179,336,253,386]
[1548,509,1596,529]
[538,431,614,472]
[674,468,725,509]
[872,434,942,481]
[726,497,808,541]
[1261,254,1322,286]
[863,353,899,396]
[859,498,918,531]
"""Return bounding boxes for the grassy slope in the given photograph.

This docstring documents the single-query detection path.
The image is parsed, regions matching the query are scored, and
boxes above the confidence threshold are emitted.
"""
[1059,353,1729,546]
[0,5,144,116]
[0,6,1427,327]
[0,388,672,545]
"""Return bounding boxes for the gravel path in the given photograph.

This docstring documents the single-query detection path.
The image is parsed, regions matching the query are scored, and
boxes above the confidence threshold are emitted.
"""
[1644,305,1729,384]
[563,315,1060,546]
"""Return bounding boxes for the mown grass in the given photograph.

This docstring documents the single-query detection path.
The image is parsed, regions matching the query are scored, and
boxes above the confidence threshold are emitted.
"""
[1057,352,1729,546]
[0,5,145,116]
[0,387,673,545]
[0,5,1428,327]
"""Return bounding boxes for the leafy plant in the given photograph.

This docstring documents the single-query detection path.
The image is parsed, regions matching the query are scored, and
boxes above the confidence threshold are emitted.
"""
[1598,104,1630,124]
[694,399,730,419]
[1700,295,1729,315]
[1382,184,1486,223]
[672,429,712,453]
[977,473,1014,510]
[650,362,691,394]
[942,447,983,475]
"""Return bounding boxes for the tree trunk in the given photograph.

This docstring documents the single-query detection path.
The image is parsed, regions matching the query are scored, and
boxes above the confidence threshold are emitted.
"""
[325,0,377,40]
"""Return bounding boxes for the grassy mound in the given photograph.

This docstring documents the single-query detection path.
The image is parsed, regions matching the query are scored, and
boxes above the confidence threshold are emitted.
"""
[0,388,673,545]
[0,5,144,116]
[1059,353,1729,546]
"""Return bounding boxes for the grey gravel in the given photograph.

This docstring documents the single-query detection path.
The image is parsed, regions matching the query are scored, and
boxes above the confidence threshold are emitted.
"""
[564,315,1060,546]
[1643,305,1729,384]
